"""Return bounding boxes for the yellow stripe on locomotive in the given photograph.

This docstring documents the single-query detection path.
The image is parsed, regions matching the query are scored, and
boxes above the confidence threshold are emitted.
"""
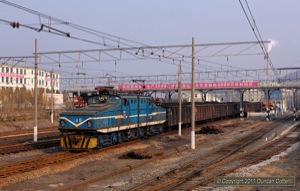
[60,135,98,149]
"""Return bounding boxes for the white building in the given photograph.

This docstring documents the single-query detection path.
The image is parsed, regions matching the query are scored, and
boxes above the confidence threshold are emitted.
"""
[182,91,221,102]
[244,89,264,102]
[0,64,60,92]
[45,93,64,109]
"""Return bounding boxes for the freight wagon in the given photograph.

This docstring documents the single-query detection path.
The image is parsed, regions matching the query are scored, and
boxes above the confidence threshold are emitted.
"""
[161,102,261,127]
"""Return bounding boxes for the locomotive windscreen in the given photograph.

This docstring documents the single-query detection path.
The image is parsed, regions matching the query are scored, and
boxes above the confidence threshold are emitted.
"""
[87,95,120,105]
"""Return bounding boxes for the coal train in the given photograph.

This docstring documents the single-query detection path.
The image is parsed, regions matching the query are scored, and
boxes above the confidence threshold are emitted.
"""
[59,91,261,150]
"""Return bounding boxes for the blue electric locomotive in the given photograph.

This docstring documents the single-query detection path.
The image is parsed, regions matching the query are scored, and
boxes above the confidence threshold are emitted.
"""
[59,92,166,150]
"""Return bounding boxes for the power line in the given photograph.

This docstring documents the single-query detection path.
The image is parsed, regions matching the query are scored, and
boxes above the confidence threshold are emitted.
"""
[238,0,279,80]
[1,0,274,82]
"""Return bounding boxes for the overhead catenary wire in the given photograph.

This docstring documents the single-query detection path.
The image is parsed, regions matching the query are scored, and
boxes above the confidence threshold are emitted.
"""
[238,0,279,80]
[1,0,273,83]
[0,1,180,71]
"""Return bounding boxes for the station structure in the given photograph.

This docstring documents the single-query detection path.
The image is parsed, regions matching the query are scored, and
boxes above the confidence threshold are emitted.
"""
[58,66,299,121]
[62,73,299,122]
[117,79,299,120]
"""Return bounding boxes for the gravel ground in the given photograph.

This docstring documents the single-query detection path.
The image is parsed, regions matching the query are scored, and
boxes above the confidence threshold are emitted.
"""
[0,115,299,191]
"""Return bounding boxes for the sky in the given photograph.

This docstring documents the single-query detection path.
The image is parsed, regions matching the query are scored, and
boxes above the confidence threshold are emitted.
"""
[0,0,299,89]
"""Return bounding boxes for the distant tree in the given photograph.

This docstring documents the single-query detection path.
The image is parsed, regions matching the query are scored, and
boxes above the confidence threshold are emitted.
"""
[6,88,13,108]
[14,87,21,107]
[37,88,45,107]
[0,88,3,103]
[46,88,51,93]
[0,88,3,110]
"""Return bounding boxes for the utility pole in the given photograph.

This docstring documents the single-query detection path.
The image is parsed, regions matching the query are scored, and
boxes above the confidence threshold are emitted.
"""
[267,57,270,83]
[77,61,80,96]
[178,60,182,136]
[50,67,54,124]
[34,39,38,142]
[191,37,195,149]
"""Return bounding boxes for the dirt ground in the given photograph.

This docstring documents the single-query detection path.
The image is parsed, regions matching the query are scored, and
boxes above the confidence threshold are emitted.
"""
[0,119,58,132]
[0,116,299,191]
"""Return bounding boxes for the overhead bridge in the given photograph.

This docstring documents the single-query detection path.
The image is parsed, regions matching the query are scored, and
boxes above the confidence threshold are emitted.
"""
[117,80,300,91]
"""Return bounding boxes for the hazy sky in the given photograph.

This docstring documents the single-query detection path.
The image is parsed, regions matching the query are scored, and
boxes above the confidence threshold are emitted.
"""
[0,0,299,84]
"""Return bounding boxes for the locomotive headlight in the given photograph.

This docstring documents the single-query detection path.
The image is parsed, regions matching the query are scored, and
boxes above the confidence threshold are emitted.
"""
[60,120,65,127]
[87,120,93,128]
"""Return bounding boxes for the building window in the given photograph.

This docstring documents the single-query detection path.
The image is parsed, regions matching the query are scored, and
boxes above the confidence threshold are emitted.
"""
[20,78,23,84]
[24,69,26,75]
[6,68,9,73]
[16,68,19,74]
[6,77,8,83]
[20,69,23,74]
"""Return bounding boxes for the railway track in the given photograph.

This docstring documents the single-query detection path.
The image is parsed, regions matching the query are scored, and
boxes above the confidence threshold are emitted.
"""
[0,118,243,183]
[1,116,295,190]
[0,126,59,141]
[126,116,298,191]
[51,116,292,191]
[0,126,61,154]
[0,151,86,179]
[174,127,299,191]
[192,130,299,189]
[0,139,60,155]
[0,138,142,179]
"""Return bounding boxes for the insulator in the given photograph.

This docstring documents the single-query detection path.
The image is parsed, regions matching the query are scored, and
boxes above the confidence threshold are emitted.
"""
[10,22,19,28]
